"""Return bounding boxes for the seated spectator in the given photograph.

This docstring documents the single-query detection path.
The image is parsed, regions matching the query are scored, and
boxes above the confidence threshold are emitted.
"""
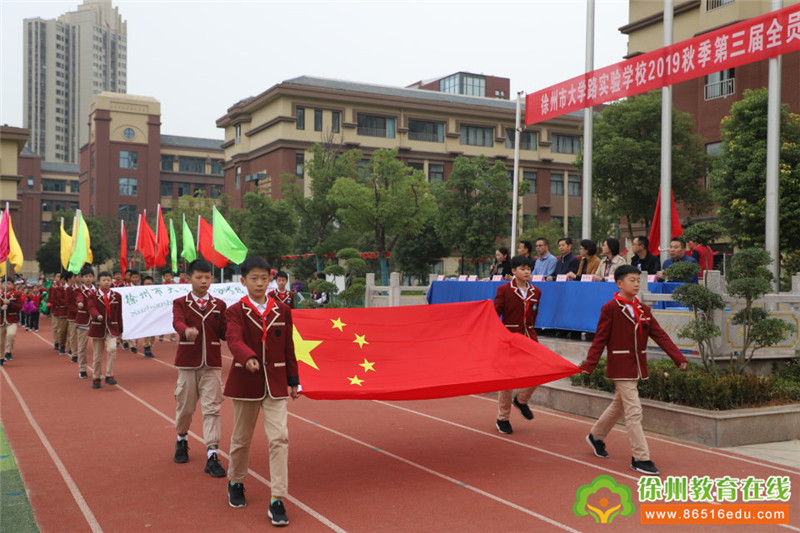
[532,238,558,278]
[548,238,580,281]
[488,247,512,280]
[594,238,626,281]
[630,235,661,275]
[657,238,699,283]
[517,240,533,258]
[567,239,600,280]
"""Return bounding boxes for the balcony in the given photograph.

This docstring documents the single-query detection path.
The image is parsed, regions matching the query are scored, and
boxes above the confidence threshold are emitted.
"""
[704,78,735,100]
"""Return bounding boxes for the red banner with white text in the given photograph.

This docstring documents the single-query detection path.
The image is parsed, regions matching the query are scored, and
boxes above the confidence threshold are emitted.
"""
[526,3,800,125]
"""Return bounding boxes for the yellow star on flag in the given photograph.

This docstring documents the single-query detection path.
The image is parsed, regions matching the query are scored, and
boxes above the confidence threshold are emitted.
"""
[292,326,322,370]
[353,333,369,349]
[359,358,376,372]
[330,317,347,331]
[348,375,364,386]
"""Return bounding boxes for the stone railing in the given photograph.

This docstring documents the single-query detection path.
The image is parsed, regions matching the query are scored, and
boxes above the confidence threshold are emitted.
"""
[363,272,432,308]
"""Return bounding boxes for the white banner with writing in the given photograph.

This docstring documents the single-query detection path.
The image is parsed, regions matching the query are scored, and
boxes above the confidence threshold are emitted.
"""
[114,283,248,340]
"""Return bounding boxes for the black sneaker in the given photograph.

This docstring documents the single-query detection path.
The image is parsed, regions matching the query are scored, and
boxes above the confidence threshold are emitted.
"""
[512,395,534,420]
[174,440,189,463]
[122,342,129,351]
[269,499,289,526]
[130,347,137,354]
[105,376,117,385]
[92,378,101,389]
[631,457,660,476]
[4,353,12,361]
[79,371,88,379]
[496,419,513,434]
[54,343,60,351]
[143,348,154,358]
[71,355,77,363]
[0,358,4,366]
[205,452,225,478]
[228,482,246,508]
[586,434,609,458]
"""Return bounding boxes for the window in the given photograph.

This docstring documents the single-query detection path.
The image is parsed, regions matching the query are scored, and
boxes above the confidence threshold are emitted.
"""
[357,114,395,138]
[27,177,34,189]
[568,174,581,196]
[119,150,138,169]
[460,125,493,147]
[408,162,424,171]
[706,142,722,156]
[429,164,444,182]
[41,220,52,233]
[440,73,485,97]
[314,109,323,132]
[523,171,537,194]
[179,156,205,173]
[194,185,206,197]
[552,134,581,154]
[295,152,304,178]
[160,154,173,171]
[235,167,241,190]
[505,129,537,150]
[235,124,242,145]
[704,69,735,100]
[332,111,341,133]
[42,179,67,192]
[210,185,222,199]
[119,177,138,196]
[160,181,173,197]
[296,107,305,130]
[42,201,51,212]
[119,204,137,223]
[70,202,79,210]
[551,173,564,196]
[210,159,223,175]
[177,183,189,197]
[123,127,135,139]
[706,0,734,11]
[409,120,444,143]
[70,181,79,193]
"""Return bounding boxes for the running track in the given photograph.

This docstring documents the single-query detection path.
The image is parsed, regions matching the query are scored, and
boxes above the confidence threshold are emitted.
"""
[1,317,798,532]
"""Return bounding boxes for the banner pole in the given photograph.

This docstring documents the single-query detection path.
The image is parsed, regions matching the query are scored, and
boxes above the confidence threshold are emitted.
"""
[765,0,783,290]
[659,0,674,263]
[510,91,522,256]
[582,0,595,240]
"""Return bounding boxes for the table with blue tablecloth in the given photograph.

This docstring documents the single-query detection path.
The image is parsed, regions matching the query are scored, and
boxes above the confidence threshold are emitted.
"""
[426,280,684,332]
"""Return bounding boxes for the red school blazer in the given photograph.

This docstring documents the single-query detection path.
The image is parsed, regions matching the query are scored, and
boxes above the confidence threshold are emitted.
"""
[223,298,299,401]
[0,290,22,325]
[74,285,96,327]
[172,294,227,369]
[86,289,123,338]
[494,281,542,341]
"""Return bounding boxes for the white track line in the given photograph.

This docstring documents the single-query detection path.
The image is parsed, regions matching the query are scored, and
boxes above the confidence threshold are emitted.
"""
[1,369,104,533]
[467,393,800,475]
[289,412,582,533]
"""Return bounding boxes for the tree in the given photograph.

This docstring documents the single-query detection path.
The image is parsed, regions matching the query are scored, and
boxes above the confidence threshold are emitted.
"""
[578,90,711,238]
[236,192,297,268]
[283,139,361,272]
[329,149,435,285]
[393,218,449,283]
[433,155,512,275]
[672,283,725,374]
[710,88,800,253]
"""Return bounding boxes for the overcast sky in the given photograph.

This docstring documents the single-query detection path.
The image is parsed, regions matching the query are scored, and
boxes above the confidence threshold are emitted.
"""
[1,0,630,140]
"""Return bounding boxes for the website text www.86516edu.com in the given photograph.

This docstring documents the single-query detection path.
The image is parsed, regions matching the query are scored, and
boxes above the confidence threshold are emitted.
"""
[640,504,790,524]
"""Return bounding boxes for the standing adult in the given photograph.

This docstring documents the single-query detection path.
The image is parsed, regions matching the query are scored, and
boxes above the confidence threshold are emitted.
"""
[594,238,627,282]
[630,236,661,275]
[567,239,601,281]
[687,237,714,277]
[548,238,580,281]
[532,238,558,279]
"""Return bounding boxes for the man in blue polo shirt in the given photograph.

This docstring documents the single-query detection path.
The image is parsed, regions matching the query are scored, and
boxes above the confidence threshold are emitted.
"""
[532,237,558,279]
[657,237,698,283]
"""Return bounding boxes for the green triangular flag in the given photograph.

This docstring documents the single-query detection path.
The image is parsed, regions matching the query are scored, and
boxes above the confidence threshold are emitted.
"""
[180,215,197,263]
[67,211,88,274]
[169,218,178,273]
[212,206,247,264]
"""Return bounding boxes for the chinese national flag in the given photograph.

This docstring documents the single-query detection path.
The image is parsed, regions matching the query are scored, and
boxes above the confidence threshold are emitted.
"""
[648,187,683,256]
[198,216,230,269]
[136,213,157,269]
[292,301,580,400]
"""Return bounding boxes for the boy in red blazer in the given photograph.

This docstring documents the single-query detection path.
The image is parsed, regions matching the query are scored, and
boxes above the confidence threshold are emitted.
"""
[223,256,298,527]
[171,259,227,478]
[493,255,541,435]
[54,272,70,355]
[580,265,687,476]
[268,271,295,308]
[48,272,63,351]
[74,266,96,379]
[87,271,123,389]
[0,278,23,364]
[66,272,80,361]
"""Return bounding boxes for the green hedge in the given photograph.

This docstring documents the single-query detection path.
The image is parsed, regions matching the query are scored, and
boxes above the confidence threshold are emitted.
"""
[570,358,796,410]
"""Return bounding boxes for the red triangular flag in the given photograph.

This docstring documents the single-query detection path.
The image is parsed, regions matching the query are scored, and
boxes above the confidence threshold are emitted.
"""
[135,212,157,269]
[154,205,169,268]
[293,301,580,400]
[120,219,127,276]
[648,187,683,256]
[198,216,229,269]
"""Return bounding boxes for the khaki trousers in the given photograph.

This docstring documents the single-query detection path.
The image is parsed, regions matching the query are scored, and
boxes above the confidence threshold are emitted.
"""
[143,336,155,349]
[174,368,223,449]
[228,397,289,498]
[67,320,77,354]
[91,332,118,378]
[497,387,536,421]
[56,317,68,349]
[591,379,650,461]
[0,323,17,354]
[75,327,90,372]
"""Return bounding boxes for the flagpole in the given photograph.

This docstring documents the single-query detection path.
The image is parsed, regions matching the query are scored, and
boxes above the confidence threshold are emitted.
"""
[659,0,674,264]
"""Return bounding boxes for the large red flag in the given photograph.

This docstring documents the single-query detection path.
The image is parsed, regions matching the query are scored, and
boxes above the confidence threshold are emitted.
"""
[135,213,157,269]
[648,188,683,256]
[292,300,580,400]
[198,216,229,269]
[154,205,169,268]
[120,219,127,276]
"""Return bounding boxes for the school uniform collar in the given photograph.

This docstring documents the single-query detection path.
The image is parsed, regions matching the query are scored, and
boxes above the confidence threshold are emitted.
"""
[241,295,280,332]
[510,280,537,301]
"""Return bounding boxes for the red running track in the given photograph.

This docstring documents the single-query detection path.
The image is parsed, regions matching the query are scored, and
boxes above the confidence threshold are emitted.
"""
[1,317,798,532]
